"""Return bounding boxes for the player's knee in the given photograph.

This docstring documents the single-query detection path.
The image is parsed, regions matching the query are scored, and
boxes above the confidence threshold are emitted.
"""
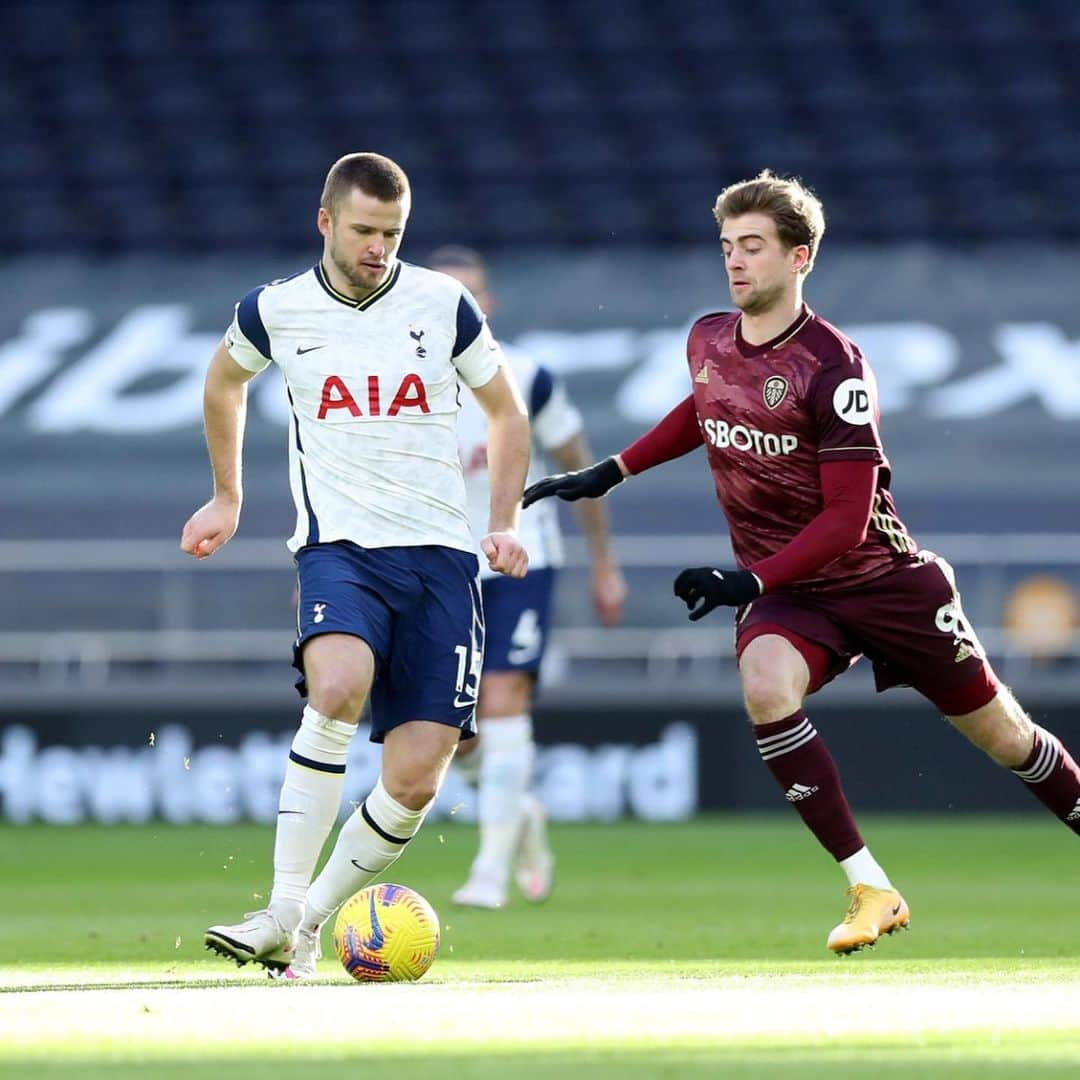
[382,771,439,811]
[738,635,809,724]
[738,643,807,721]
[307,675,368,723]
[741,668,802,725]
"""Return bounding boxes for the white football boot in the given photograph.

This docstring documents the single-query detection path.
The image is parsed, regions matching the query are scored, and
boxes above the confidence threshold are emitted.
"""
[452,868,508,909]
[514,793,555,903]
[276,925,322,980]
[204,909,295,973]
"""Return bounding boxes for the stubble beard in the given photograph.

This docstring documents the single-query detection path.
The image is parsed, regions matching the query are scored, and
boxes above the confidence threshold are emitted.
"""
[732,280,785,317]
[329,238,386,295]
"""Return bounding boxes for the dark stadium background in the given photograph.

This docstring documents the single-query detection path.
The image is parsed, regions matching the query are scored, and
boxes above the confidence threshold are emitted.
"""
[2,0,1079,824]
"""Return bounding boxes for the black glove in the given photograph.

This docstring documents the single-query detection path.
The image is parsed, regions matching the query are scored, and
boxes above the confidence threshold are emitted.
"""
[673,567,763,621]
[522,456,624,509]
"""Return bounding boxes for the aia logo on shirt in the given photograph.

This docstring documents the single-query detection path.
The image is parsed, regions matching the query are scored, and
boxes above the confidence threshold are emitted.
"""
[763,376,788,410]
[316,374,430,418]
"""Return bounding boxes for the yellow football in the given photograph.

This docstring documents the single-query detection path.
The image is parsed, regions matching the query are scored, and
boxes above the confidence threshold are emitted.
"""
[333,882,441,982]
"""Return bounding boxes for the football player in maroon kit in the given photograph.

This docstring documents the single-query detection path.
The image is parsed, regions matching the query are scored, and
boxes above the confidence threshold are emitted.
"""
[523,170,1080,954]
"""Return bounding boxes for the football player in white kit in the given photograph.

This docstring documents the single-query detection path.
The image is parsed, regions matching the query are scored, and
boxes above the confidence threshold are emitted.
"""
[181,154,530,974]
[431,247,627,910]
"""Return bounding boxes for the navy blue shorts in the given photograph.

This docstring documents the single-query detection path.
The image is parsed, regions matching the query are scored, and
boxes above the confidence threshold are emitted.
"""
[480,567,555,674]
[293,542,484,742]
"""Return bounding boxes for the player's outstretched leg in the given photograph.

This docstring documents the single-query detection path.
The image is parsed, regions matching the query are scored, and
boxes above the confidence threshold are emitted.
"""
[282,719,459,979]
[454,714,535,909]
[740,634,908,954]
[948,687,1080,834]
[204,705,357,971]
[754,709,910,954]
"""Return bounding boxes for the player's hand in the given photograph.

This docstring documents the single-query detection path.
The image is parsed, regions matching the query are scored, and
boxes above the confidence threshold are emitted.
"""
[482,531,529,579]
[592,559,627,626]
[673,567,762,621]
[522,456,624,508]
[180,495,241,560]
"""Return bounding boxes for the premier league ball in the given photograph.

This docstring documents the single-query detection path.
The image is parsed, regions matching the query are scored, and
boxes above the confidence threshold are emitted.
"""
[333,883,441,982]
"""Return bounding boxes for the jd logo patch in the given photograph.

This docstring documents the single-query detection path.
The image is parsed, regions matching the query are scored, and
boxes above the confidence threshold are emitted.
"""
[763,376,788,409]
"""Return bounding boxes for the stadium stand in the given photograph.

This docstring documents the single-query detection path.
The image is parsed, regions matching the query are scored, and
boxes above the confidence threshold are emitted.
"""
[2,0,1079,253]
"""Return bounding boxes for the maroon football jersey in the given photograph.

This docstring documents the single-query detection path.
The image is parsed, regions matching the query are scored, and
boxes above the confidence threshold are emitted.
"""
[687,305,918,591]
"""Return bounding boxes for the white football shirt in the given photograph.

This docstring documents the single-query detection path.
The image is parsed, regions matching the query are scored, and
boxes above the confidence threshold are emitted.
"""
[457,342,583,579]
[226,260,502,553]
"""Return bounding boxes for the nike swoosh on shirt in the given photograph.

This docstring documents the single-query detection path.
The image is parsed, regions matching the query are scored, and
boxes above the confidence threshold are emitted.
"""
[296,344,326,355]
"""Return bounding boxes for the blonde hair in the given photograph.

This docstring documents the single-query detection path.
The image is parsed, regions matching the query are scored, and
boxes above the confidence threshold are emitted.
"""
[713,169,826,273]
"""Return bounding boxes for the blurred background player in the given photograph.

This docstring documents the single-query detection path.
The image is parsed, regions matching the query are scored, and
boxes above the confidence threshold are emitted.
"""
[524,170,1080,953]
[181,154,530,972]
[430,246,627,909]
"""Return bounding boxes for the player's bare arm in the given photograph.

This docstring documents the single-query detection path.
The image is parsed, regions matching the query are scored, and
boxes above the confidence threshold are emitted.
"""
[470,364,530,578]
[548,433,627,626]
[180,338,257,560]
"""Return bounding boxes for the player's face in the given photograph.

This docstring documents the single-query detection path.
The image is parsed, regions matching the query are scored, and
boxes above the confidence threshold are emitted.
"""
[320,188,410,294]
[433,264,492,316]
[720,213,807,316]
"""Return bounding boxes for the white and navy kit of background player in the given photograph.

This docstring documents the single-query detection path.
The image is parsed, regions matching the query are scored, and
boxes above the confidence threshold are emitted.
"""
[226,259,501,741]
[457,342,583,673]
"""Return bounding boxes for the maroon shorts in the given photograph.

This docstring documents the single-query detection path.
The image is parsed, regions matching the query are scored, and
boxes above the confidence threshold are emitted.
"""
[735,552,999,715]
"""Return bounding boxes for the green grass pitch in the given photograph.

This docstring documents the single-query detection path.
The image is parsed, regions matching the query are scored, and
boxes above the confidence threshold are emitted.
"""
[1,816,1078,1078]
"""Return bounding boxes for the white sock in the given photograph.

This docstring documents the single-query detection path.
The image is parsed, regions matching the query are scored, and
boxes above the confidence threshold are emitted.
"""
[268,706,356,932]
[302,776,430,929]
[470,714,534,888]
[839,845,892,889]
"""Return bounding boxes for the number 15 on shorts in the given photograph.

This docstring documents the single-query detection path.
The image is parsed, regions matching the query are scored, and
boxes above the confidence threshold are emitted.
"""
[453,640,482,709]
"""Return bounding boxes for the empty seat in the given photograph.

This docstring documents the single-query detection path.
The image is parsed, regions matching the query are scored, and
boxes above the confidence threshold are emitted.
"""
[1,0,1078,251]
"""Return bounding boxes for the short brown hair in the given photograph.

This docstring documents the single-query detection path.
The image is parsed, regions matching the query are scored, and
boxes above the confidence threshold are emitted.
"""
[713,170,826,273]
[320,152,411,213]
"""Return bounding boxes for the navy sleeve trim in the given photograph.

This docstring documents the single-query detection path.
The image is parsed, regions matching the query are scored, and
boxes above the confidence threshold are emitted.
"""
[452,290,484,358]
[529,364,555,418]
[237,286,271,360]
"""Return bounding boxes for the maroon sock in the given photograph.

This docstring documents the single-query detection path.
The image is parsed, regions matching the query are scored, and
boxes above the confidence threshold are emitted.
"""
[754,710,865,861]
[1011,727,1080,834]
